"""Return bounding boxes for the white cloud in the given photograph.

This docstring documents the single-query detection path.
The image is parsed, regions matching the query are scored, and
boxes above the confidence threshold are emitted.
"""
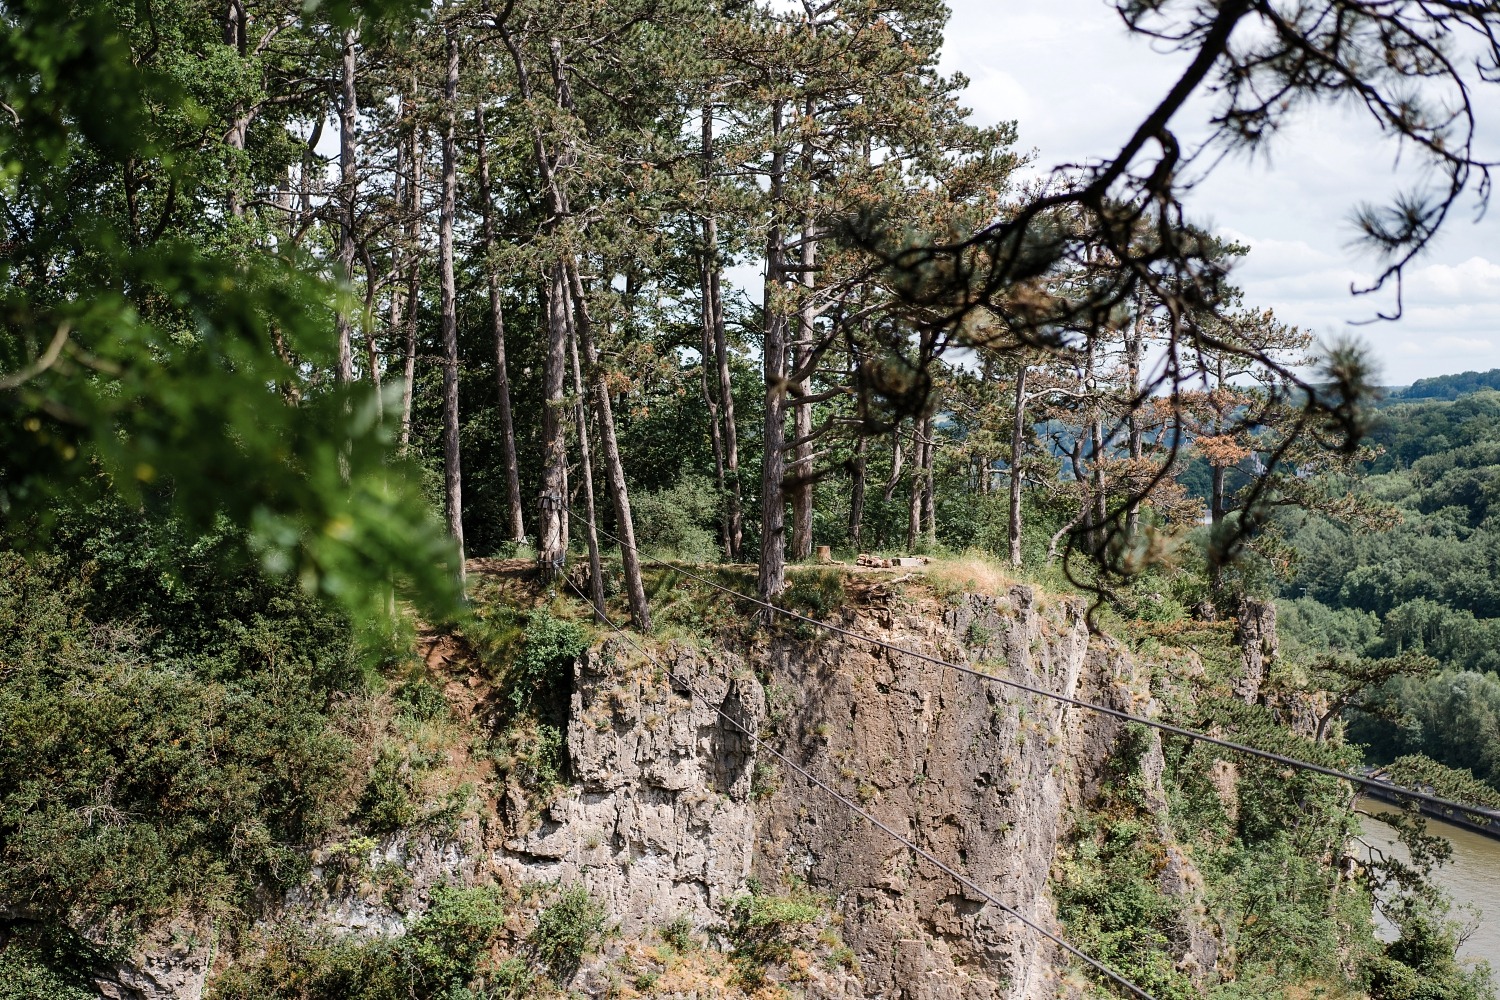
[942,0,1500,382]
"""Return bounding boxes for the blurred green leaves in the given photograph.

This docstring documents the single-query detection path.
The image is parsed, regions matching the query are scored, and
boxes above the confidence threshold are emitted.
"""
[0,0,460,625]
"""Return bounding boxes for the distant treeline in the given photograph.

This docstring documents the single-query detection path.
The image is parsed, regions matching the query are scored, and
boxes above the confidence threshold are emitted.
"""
[1383,368,1500,403]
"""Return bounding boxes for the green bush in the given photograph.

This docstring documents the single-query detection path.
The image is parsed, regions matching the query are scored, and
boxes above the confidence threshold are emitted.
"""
[357,745,420,834]
[725,885,822,987]
[782,569,845,619]
[510,610,588,713]
[394,677,450,724]
[0,543,354,949]
[0,937,99,1000]
[528,885,608,984]
[211,886,506,1000]
[402,885,507,986]
[631,474,722,562]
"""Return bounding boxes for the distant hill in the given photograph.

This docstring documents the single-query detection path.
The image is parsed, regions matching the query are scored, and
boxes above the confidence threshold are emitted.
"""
[1385,368,1500,402]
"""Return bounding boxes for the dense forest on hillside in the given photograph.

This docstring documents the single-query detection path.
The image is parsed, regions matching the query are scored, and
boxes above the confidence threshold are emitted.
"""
[1279,389,1500,794]
[6,0,1500,997]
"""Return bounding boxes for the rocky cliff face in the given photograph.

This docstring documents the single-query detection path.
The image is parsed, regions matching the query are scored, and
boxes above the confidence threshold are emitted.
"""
[103,575,1210,999]
[746,584,1146,1000]
[498,637,765,938]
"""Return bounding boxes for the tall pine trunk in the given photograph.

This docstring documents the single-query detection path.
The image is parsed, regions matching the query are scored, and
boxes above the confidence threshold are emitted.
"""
[907,422,926,552]
[849,432,867,549]
[567,304,605,621]
[438,25,465,587]
[568,265,651,632]
[789,213,817,561]
[334,26,358,384]
[222,1,248,217]
[758,101,788,601]
[921,411,936,546]
[1126,310,1145,538]
[475,104,527,544]
[398,109,423,454]
[537,267,570,576]
[701,107,743,561]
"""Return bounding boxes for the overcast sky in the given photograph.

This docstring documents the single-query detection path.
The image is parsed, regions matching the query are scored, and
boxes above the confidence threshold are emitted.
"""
[940,0,1500,385]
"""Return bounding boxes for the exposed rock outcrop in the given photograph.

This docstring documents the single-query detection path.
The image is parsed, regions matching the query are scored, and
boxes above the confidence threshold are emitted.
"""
[109,573,1246,999]
[745,585,1150,1000]
[496,640,765,936]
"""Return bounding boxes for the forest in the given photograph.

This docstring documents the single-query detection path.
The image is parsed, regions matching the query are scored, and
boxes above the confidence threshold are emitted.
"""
[5,0,1500,997]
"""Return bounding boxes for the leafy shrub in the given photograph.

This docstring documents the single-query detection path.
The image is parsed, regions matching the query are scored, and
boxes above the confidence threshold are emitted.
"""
[659,914,697,952]
[782,569,845,619]
[528,885,608,984]
[725,884,822,987]
[211,886,507,1000]
[402,885,507,986]
[631,474,721,562]
[357,745,420,834]
[0,547,354,946]
[0,937,99,1000]
[394,677,449,723]
[510,610,588,713]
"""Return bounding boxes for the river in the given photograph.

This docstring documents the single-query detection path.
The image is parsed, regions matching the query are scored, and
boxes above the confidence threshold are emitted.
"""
[1357,802,1500,962]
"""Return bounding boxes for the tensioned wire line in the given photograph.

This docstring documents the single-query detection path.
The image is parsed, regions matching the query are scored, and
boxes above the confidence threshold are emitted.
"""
[556,571,1160,1000]
[566,510,1498,823]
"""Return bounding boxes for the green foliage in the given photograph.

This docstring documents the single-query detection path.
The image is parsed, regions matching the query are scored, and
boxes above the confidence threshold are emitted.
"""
[527,884,608,984]
[357,745,421,834]
[0,1,459,628]
[510,610,588,713]
[402,886,508,987]
[782,569,846,619]
[210,886,506,1000]
[659,914,697,952]
[1348,670,1500,789]
[1380,755,1500,812]
[1391,370,1500,403]
[632,474,722,561]
[395,677,451,724]
[0,930,105,1000]
[491,720,565,795]
[1278,391,1500,791]
[0,542,355,948]
[724,883,822,988]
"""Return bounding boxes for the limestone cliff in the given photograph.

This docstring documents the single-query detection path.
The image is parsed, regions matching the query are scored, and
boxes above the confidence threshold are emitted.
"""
[103,573,1225,1000]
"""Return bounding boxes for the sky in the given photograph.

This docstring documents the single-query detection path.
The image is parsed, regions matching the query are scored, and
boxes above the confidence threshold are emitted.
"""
[939,0,1500,385]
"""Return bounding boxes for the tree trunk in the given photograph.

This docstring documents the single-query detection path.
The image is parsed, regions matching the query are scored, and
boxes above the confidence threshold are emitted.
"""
[222,1,248,217]
[567,302,605,622]
[1126,310,1145,538]
[789,213,817,561]
[398,111,423,454]
[568,265,651,632]
[1211,465,1227,525]
[921,410,936,547]
[907,423,925,552]
[438,25,464,588]
[700,106,743,562]
[475,103,526,544]
[1086,344,1106,550]
[698,244,727,546]
[849,432,867,549]
[758,101,788,601]
[1009,365,1028,568]
[537,267,570,577]
[334,26,359,384]
[387,109,406,416]
[883,423,905,503]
